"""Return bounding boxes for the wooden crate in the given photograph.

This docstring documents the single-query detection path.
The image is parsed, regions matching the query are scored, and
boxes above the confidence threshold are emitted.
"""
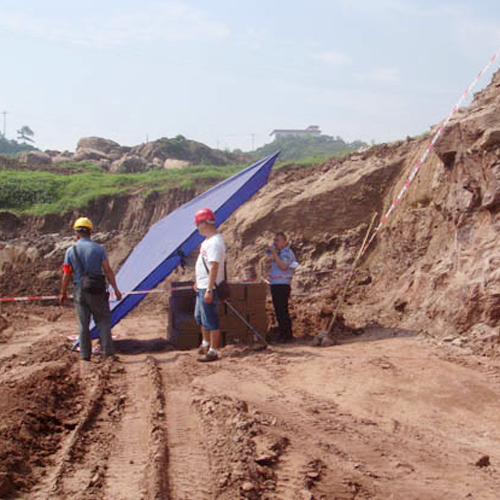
[227,282,247,301]
[167,281,268,349]
[246,283,267,304]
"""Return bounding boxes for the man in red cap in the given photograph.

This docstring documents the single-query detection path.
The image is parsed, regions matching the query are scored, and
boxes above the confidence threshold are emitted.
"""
[194,208,226,362]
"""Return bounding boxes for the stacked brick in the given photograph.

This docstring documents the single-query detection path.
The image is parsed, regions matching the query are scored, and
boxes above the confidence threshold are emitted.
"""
[167,281,268,349]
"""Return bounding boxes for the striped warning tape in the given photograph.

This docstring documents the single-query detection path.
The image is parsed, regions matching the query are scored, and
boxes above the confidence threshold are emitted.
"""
[361,46,500,256]
[0,289,167,303]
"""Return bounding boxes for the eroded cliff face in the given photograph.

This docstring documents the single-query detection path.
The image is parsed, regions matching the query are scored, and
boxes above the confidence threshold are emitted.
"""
[357,68,500,354]
[222,69,500,355]
[2,70,500,356]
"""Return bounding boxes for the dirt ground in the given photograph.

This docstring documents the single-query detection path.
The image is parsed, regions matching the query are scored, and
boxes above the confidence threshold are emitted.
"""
[1,305,499,500]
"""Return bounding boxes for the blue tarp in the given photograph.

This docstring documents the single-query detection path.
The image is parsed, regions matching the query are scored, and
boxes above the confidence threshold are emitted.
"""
[89,152,279,338]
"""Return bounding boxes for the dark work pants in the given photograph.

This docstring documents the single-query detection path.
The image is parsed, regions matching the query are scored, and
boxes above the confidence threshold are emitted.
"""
[271,284,292,340]
[74,287,113,359]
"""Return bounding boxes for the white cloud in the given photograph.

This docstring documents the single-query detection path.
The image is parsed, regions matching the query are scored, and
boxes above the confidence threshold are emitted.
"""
[337,0,444,19]
[0,2,230,48]
[451,14,500,57]
[240,27,267,50]
[367,67,401,84]
[310,49,351,66]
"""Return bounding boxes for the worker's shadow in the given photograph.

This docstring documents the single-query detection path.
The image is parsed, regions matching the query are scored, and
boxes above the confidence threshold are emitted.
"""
[114,338,174,355]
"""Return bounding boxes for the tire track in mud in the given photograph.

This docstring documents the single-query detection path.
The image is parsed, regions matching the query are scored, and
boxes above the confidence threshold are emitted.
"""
[32,359,126,500]
[272,442,309,500]
[141,356,169,500]
[205,354,380,498]
[42,363,111,498]
[103,356,166,500]
[162,361,214,500]
[40,355,171,500]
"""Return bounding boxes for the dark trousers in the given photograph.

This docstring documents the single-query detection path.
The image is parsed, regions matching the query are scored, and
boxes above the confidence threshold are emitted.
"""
[271,284,292,340]
[74,287,113,359]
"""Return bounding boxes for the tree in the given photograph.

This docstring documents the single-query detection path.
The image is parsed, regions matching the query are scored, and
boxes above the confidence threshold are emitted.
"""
[0,135,35,155]
[17,125,35,144]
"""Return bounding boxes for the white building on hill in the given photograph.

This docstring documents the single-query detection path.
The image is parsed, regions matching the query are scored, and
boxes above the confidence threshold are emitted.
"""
[270,125,321,140]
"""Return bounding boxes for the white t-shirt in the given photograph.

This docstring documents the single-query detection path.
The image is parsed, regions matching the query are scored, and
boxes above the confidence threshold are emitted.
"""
[195,233,226,289]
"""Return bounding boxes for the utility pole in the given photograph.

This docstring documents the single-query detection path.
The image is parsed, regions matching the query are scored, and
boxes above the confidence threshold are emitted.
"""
[251,133,255,151]
[2,111,6,138]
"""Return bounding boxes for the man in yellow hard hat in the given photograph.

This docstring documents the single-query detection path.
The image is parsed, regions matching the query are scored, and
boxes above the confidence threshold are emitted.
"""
[60,217,122,361]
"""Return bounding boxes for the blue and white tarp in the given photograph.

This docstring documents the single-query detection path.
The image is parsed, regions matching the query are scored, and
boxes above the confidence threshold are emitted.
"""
[90,151,279,338]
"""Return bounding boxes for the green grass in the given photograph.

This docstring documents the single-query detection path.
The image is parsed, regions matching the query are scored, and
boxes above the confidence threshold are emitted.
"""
[0,164,246,215]
[0,153,358,216]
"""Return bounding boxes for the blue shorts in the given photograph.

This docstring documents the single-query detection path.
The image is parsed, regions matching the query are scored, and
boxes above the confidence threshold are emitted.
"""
[194,289,220,330]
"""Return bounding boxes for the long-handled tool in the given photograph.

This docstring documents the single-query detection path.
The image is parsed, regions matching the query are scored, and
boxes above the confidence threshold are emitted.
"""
[225,299,268,346]
[325,212,378,338]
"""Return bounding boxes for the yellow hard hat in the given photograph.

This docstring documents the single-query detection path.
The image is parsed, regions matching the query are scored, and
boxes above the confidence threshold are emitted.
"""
[73,217,93,231]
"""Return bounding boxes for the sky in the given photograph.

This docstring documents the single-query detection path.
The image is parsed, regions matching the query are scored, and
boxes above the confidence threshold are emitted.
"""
[0,0,499,152]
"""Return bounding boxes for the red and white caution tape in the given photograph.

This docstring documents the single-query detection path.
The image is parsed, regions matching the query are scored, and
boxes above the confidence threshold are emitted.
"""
[362,47,500,256]
[0,294,63,303]
[0,289,167,303]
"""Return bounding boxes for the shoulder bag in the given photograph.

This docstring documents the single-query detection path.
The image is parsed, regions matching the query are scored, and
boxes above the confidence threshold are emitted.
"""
[72,245,107,295]
[202,256,230,302]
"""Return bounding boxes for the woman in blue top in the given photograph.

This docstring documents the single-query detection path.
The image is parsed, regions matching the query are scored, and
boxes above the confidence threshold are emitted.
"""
[267,232,298,343]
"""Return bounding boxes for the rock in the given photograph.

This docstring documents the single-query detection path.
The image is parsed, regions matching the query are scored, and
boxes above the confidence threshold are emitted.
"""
[319,306,333,317]
[394,299,407,312]
[163,158,190,169]
[442,336,456,343]
[476,128,500,149]
[451,338,465,347]
[89,471,100,486]
[476,455,490,467]
[36,269,59,281]
[481,332,500,343]
[321,335,336,347]
[236,400,248,413]
[19,150,52,166]
[0,473,13,497]
[52,154,74,164]
[313,331,329,346]
[255,450,278,466]
[0,315,8,333]
[73,147,111,163]
[110,154,147,173]
[44,149,60,157]
[306,470,320,479]
[77,137,122,155]
[241,481,256,492]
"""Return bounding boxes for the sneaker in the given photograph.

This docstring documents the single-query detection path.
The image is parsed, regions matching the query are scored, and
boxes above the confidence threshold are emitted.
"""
[197,351,218,362]
[198,344,209,355]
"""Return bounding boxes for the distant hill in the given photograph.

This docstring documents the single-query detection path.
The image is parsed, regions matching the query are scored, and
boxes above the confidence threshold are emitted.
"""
[3,134,251,173]
[250,135,368,162]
